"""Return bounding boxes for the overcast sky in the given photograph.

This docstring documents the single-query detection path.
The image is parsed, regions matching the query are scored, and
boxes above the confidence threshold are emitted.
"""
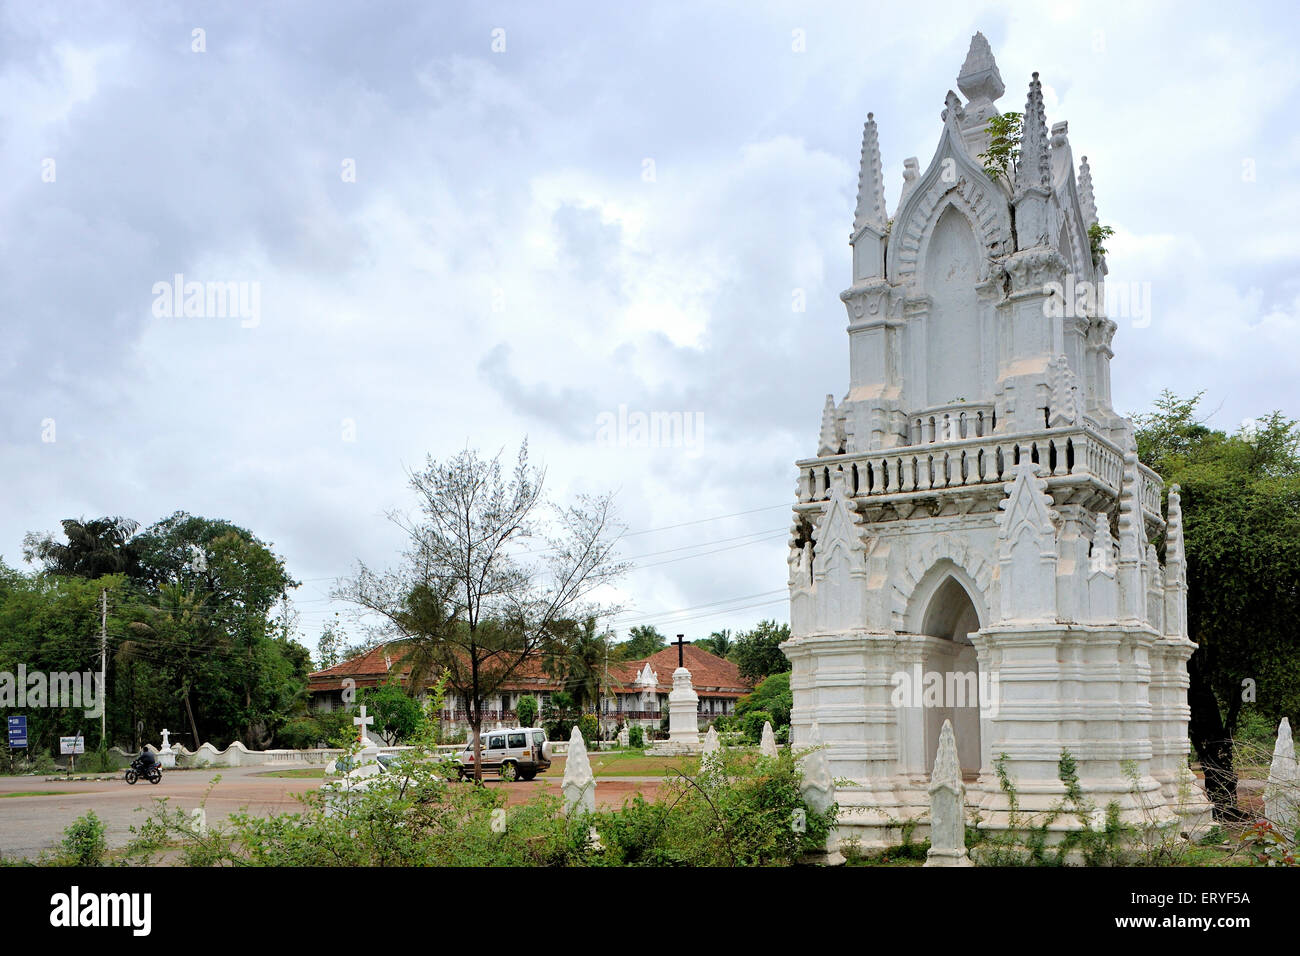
[3,1,1297,658]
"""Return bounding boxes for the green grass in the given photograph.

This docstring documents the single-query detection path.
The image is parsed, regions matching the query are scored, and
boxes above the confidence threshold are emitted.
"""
[258,768,326,779]
[0,790,90,797]
[555,751,700,777]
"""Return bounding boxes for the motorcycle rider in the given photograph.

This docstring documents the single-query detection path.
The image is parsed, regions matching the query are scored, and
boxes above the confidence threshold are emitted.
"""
[135,747,158,772]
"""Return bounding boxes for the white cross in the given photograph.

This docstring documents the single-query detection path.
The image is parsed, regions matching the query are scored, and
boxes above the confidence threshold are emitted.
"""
[354,704,374,743]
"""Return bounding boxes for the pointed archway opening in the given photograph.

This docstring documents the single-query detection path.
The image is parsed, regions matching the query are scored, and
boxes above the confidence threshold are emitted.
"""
[920,575,983,779]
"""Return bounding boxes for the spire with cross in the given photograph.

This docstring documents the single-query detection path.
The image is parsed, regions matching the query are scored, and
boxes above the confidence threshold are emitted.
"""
[673,633,687,669]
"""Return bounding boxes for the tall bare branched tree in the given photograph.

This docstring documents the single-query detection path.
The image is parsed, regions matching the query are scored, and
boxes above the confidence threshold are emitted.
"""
[335,442,627,781]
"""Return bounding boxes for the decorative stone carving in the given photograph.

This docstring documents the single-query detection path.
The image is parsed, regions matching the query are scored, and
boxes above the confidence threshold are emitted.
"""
[924,720,972,867]
[562,726,596,814]
[760,721,779,758]
[996,463,1058,622]
[818,394,844,456]
[854,113,887,233]
[1077,155,1098,229]
[1048,353,1079,426]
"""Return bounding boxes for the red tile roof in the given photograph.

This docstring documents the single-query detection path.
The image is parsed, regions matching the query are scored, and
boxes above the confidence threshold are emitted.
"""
[307,642,753,699]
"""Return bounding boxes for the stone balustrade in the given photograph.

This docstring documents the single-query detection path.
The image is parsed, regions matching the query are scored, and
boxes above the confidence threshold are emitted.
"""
[797,425,1163,520]
[907,402,996,445]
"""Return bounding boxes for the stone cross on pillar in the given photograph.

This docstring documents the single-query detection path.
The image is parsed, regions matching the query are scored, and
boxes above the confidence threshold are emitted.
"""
[160,729,171,752]
[354,704,375,744]
[673,634,687,668]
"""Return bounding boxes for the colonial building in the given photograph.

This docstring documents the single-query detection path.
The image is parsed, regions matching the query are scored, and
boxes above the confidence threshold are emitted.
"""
[306,642,751,736]
[783,33,1211,847]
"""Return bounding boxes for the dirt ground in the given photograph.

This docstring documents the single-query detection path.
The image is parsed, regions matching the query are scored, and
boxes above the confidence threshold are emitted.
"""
[0,764,661,859]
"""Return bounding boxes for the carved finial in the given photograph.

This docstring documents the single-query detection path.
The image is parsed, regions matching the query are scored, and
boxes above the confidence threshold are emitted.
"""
[899,156,920,206]
[854,113,887,233]
[1078,155,1098,228]
[1090,511,1117,575]
[1049,354,1079,427]
[942,89,965,125]
[1015,72,1051,196]
[1117,443,1148,562]
[1165,484,1186,579]
[957,31,1004,105]
[817,394,843,456]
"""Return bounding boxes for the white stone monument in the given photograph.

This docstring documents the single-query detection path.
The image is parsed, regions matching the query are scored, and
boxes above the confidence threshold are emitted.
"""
[700,725,722,776]
[562,726,596,814]
[1264,718,1299,832]
[648,635,703,755]
[618,724,630,748]
[157,729,176,768]
[760,721,779,758]
[781,31,1211,850]
[667,635,699,748]
[924,720,972,867]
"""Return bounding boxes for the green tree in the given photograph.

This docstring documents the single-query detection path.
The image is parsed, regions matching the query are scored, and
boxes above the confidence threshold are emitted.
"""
[336,442,627,782]
[1134,391,1300,819]
[543,616,610,711]
[516,695,539,727]
[614,625,665,661]
[363,680,424,743]
[695,628,734,658]
[735,671,792,729]
[731,620,792,683]
[22,517,141,579]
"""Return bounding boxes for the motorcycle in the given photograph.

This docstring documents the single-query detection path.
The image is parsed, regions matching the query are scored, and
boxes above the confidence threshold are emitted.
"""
[125,756,163,785]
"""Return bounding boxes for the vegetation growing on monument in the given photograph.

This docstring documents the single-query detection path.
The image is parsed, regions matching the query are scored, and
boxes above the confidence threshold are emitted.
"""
[979,111,1022,187]
[1087,222,1115,265]
[1134,391,1300,821]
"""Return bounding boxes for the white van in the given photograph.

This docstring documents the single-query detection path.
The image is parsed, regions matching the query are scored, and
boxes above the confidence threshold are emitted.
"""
[457,727,552,781]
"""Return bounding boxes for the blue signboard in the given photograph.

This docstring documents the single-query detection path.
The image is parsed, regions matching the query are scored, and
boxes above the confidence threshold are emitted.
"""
[7,715,27,748]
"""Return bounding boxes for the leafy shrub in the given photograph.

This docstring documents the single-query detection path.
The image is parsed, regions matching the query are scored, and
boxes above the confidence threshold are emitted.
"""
[516,695,539,728]
[628,725,644,749]
[123,740,836,868]
[57,811,107,866]
[741,710,774,745]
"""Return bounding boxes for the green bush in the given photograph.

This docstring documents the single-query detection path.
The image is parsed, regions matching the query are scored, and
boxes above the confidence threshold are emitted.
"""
[578,713,599,744]
[741,710,774,745]
[122,740,836,868]
[57,811,107,866]
[628,725,645,749]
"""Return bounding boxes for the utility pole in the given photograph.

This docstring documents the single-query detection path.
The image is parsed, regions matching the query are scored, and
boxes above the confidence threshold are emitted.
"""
[99,589,107,747]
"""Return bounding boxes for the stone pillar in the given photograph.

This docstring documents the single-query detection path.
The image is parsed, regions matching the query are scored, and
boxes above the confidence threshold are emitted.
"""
[760,721,779,758]
[668,667,700,745]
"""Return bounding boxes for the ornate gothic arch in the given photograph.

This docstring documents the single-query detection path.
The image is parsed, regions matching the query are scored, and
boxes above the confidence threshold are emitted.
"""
[887,102,1014,285]
[891,537,995,632]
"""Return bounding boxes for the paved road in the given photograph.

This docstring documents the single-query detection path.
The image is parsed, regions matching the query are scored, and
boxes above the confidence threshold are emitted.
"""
[0,766,660,860]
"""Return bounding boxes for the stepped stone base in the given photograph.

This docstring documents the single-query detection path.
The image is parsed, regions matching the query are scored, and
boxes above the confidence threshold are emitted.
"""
[646,741,702,756]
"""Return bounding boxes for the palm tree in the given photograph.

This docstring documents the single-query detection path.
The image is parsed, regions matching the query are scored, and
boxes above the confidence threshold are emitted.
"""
[544,616,609,712]
[23,516,141,578]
